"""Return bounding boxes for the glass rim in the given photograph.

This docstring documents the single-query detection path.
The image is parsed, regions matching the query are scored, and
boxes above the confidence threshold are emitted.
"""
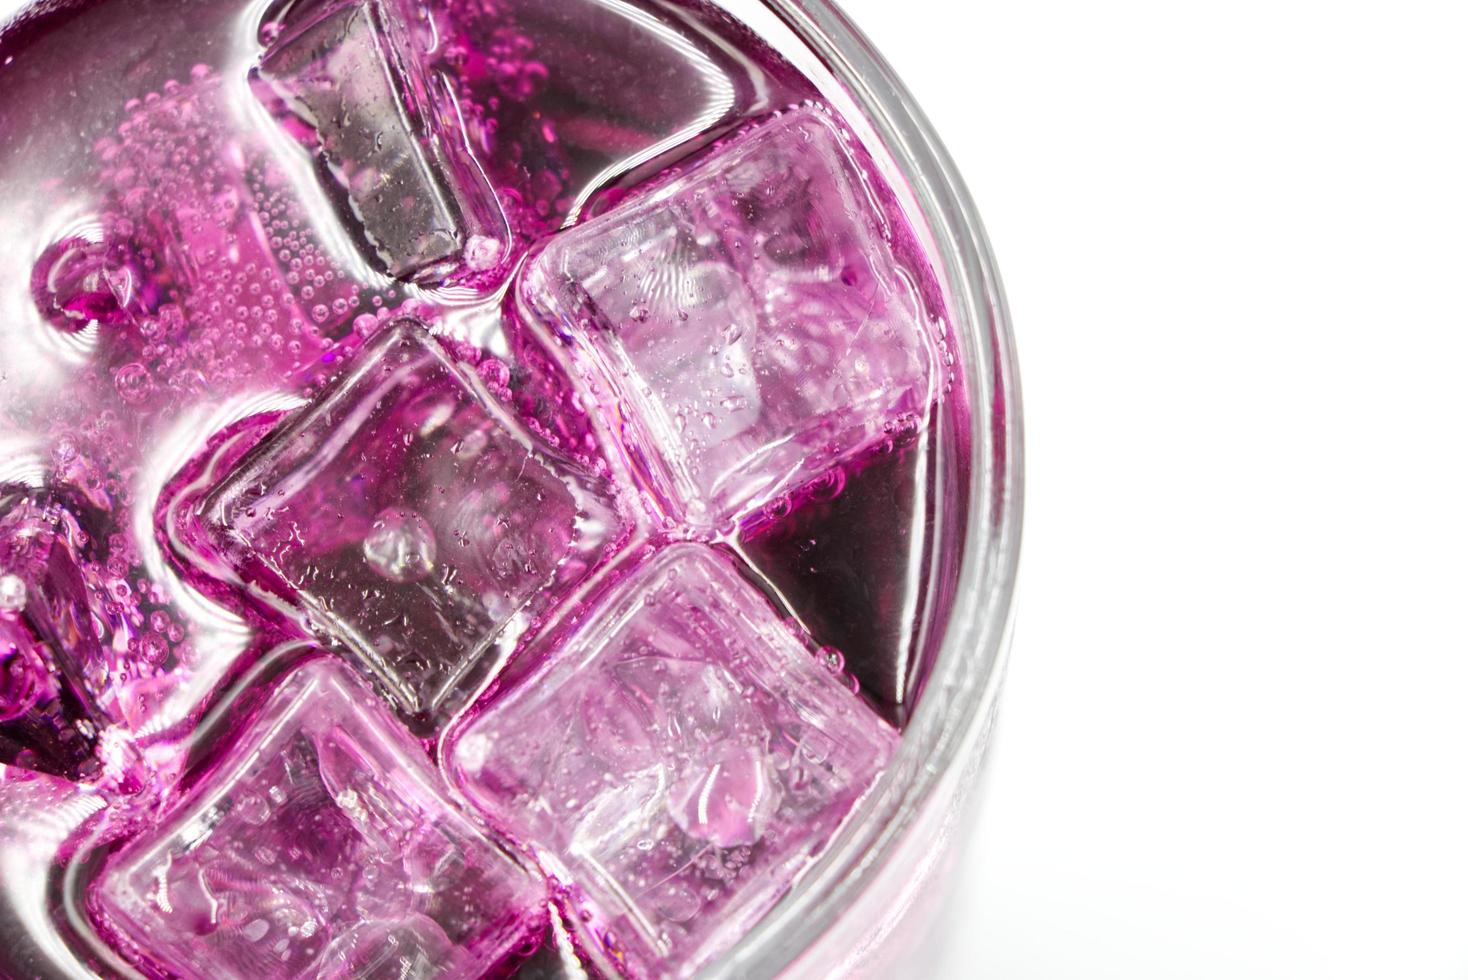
[700,0,1024,975]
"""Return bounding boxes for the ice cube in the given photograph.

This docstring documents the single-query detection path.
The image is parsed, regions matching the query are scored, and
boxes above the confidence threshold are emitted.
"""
[518,107,939,529]
[0,492,108,781]
[448,544,897,978]
[254,0,511,285]
[193,319,628,734]
[91,658,545,980]
[738,425,937,726]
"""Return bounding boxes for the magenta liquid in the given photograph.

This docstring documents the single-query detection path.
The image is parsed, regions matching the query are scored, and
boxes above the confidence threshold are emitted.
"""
[0,0,970,976]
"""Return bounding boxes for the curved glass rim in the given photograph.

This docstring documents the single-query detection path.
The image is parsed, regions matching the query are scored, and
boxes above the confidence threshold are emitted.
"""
[701,0,1024,975]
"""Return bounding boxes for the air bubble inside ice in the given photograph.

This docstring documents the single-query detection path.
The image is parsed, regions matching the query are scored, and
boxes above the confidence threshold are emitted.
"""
[361,507,438,584]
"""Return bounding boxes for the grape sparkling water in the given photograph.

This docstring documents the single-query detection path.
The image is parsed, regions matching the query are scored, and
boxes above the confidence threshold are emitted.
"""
[0,0,973,976]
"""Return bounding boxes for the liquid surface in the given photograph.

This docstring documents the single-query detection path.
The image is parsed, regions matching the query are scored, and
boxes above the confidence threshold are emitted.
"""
[0,0,968,976]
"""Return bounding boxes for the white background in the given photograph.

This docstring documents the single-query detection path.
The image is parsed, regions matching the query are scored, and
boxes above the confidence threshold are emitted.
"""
[835,1,1468,977]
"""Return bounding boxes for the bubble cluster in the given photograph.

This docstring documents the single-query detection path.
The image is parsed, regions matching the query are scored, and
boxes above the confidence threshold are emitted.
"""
[82,72,376,405]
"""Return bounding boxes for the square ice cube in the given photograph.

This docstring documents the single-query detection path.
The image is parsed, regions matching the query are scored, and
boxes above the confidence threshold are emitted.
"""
[254,0,510,285]
[518,107,938,528]
[197,319,628,733]
[91,658,544,980]
[448,543,897,978]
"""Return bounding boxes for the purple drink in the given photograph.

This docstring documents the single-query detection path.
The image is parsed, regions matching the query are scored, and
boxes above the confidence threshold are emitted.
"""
[0,0,982,976]
[447,542,899,977]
